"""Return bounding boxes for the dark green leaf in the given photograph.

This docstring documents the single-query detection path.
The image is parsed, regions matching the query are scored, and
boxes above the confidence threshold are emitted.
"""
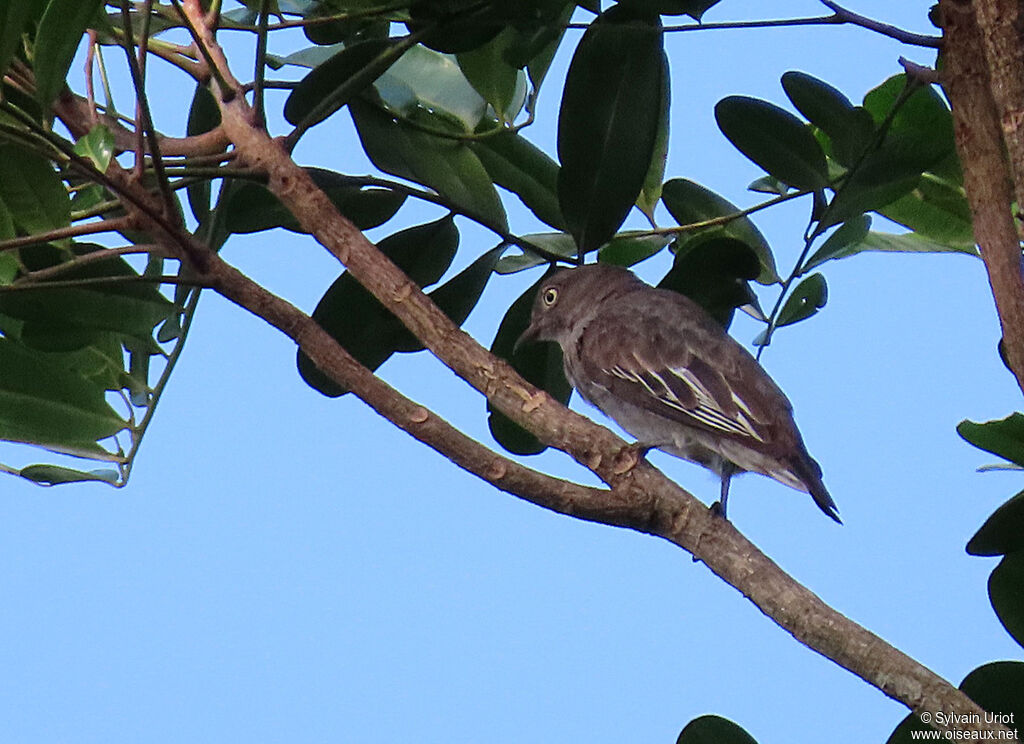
[661,178,778,283]
[71,124,114,172]
[837,231,977,260]
[863,74,955,171]
[557,8,664,255]
[457,28,524,119]
[495,232,576,274]
[990,552,1024,649]
[0,337,125,450]
[777,272,826,327]
[804,215,871,271]
[302,0,390,45]
[17,463,119,486]
[186,85,221,225]
[715,96,829,191]
[34,0,105,105]
[677,714,759,744]
[284,39,400,128]
[407,0,505,54]
[967,491,1024,557]
[0,1,46,79]
[816,148,923,233]
[298,216,459,396]
[522,3,573,89]
[488,270,572,454]
[958,414,1024,468]
[427,244,507,326]
[659,237,760,328]
[747,175,789,195]
[781,71,874,166]
[637,49,671,222]
[0,145,71,236]
[619,0,720,19]
[470,131,564,230]
[598,232,673,267]
[224,170,405,234]
[350,99,508,232]
[877,173,974,249]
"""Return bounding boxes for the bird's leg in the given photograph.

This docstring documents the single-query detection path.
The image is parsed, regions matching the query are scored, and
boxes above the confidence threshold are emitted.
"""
[710,461,736,519]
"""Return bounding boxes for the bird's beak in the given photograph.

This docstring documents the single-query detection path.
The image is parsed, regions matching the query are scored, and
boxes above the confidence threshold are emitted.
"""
[513,323,540,355]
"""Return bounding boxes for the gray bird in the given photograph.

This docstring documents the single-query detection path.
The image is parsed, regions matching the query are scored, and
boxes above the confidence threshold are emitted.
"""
[515,263,840,523]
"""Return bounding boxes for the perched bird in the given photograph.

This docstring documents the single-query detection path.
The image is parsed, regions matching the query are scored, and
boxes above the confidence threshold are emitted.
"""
[515,263,840,523]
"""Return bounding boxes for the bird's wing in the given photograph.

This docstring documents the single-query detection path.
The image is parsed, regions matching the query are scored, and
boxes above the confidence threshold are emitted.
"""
[577,303,784,446]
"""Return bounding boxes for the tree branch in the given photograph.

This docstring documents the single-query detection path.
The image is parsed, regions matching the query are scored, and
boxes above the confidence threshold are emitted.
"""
[939,0,1024,395]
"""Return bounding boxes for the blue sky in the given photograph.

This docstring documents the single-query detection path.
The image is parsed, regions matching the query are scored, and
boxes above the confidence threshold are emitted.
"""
[1,1,1021,742]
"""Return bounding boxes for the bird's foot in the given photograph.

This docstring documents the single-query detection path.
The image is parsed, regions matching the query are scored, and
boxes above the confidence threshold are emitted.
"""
[611,441,658,474]
[709,500,729,520]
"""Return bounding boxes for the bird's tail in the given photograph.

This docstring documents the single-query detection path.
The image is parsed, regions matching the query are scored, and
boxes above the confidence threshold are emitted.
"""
[790,454,842,524]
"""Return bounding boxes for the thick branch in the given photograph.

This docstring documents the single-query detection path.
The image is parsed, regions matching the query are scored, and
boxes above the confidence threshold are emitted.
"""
[939,0,1024,395]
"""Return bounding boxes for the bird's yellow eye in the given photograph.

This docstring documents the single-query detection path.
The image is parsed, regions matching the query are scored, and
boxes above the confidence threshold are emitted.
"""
[542,287,558,306]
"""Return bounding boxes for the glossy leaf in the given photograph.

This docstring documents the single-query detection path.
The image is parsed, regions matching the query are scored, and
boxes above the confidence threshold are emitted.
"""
[298,217,459,396]
[375,44,487,130]
[186,85,221,225]
[863,74,955,172]
[17,464,119,486]
[488,270,572,455]
[781,71,874,167]
[659,237,761,328]
[284,39,400,128]
[661,178,778,283]
[637,49,671,222]
[34,0,105,105]
[470,131,564,230]
[71,124,114,172]
[804,215,871,271]
[0,337,125,450]
[456,28,525,119]
[878,173,974,249]
[990,552,1024,649]
[427,244,507,327]
[0,145,71,236]
[406,0,505,54]
[958,414,1024,468]
[967,491,1024,557]
[776,272,826,327]
[715,96,829,191]
[677,714,759,744]
[350,99,508,232]
[598,232,673,267]
[224,170,405,234]
[557,8,664,256]
[495,232,577,274]
[817,147,929,233]
[828,230,978,261]
[0,1,45,78]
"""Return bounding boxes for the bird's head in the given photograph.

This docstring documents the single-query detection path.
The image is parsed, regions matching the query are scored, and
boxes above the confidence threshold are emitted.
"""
[515,263,642,352]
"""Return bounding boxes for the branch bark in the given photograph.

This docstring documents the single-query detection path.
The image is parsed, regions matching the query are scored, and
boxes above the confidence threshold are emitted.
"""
[77,1,1009,736]
[940,0,1024,395]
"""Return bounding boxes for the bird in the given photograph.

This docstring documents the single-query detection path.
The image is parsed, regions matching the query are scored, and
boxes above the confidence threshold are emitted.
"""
[514,263,840,523]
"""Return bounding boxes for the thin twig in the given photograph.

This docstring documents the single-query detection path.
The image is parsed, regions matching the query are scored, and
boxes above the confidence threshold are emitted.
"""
[0,217,132,253]
[819,0,941,47]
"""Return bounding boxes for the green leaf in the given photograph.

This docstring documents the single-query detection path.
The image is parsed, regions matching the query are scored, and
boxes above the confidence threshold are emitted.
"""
[877,173,975,248]
[661,178,778,283]
[619,0,721,19]
[350,99,508,232]
[0,144,71,236]
[715,95,829,191]
[495,232,576,274]
[990,552,1024,649]
[34,0,105,105]
[958,414,1024,468]
[863,74,955,172]
[406,0,505,54]
[677,714,759,744]
[804,215,871,271]
[224,170,405,234]
[659,237,761,328]
[427,244,507,326]
[0,337,125,449]
[637,49,671,222]
[470,131,564,230]
[781,71,874,167]
[72,124,115,172]
[456,28,526,120]
[17,463,119,486]
[967,491,1024,557]
[284,39,401,129]
[0,1,46,79]
[297,216,459,396]
[777,272,826,327]
[837,230,978,260]
[598,232,673,267]
[557,8,664,255]
[186,85,221,226]
[488,270,572,455]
